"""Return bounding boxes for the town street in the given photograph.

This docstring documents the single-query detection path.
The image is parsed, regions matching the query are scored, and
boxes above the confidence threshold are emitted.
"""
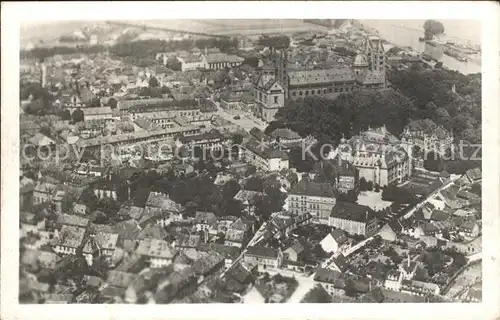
[212,99,267,132]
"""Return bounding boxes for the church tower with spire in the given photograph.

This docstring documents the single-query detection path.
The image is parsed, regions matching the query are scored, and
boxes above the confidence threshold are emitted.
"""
[271,47,289,101]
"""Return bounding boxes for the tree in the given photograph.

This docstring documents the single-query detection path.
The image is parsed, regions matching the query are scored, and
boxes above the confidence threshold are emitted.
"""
[301,285,333,303]
[242,56,260,68]
[288,146,315,173]
[72,108,84,123]
[374,184,380,193]
[359,177,368,192]
[245,177,264,192]
[366,181,374,191]
[344,279,358,297]
[223,179,241,200]
[424,151,444,172]
[231,133,244,146]
[108,98,118,110]
[423,20,445,40]
[148,76,160,88]
[166,57,182,71]
[337,190,358,203]
[57,109,70,121]
[382,185,416,204]
[79,187,99,212]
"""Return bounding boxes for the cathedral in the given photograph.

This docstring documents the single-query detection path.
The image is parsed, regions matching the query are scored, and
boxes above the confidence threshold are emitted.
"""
[252,35,387,122]
[262,35,386,100]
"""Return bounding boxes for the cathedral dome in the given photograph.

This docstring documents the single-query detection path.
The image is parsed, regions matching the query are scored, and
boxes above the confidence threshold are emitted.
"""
[353,53,369,67]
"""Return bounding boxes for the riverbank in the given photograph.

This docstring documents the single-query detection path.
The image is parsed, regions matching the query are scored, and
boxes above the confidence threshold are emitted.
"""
[357,20,481,75]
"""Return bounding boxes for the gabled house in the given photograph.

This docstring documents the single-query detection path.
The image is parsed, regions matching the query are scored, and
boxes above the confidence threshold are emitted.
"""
[243,246,283,270]
[320,229,348,254]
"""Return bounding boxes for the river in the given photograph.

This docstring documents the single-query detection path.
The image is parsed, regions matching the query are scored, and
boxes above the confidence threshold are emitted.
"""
[358,20,482,75]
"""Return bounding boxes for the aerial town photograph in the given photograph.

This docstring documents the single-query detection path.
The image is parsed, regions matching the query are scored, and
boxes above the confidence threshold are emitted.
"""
[18,18,482,304]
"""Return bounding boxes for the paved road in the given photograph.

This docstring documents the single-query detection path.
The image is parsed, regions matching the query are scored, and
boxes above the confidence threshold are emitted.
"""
[213,100,267,132]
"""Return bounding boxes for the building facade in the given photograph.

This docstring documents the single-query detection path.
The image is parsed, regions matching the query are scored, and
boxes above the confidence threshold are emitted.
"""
[337,125,411,186]
[329,202,378,236]
[252,74,286,123]
[268,35,386,101]
[243,139,289,172]
[400,119,453,168]
[286,179,337,224]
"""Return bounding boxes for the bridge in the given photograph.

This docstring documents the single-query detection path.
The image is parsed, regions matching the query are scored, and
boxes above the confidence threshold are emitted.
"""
[106,21,232,39]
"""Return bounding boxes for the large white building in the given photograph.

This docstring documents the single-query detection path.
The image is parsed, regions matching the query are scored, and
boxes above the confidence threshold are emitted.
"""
[337,125,411,186]
[177,55,205,72]
[243,139,289,172]
[400,119,453,169]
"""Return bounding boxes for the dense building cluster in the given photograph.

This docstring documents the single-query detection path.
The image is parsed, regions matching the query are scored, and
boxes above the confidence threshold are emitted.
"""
[19,20,481,304]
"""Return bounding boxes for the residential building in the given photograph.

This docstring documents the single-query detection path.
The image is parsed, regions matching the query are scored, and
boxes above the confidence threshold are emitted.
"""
[268,128,303,147]
[83,106,113,122]
[329,202,378,236]
[399,254,418,280]
[28,133,56,148]
[401,279,440,296]
[135,238,177,268]
[384,271,403,291]
[331,157,358,193]
[177,55,205,71]
[400,119,453,157]
[76,125,201,155]
[233,189,265,215]
[314,268,347,296]
[224,229,247,248]
[198,243,240,269]
[286,179,337,224]
[283,239,306,262]
[33,182,57,205]
[56,214,90,229]
[337,125,411,186]
[378,220,404,242]
[52,225,86,255]
[175,129,224,151]
[243,246,283,269]
[193,211,217,232]
[192,252,225,284]
[220,93,255,111]
[243,139,289,172]
[201,52,244,70]
[320,229,348,254]
[82,232,119,265]
[20,212,46,237]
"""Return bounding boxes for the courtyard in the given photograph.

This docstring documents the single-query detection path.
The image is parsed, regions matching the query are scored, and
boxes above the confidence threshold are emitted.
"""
[357,191,393,211]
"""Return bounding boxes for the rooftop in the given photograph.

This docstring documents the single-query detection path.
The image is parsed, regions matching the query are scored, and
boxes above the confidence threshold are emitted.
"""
[57,214,89,228]
[136,238,177,259]
[331,201,376,222]
[245,246,279,259]
[289,179,336,198]
[314,268,346,288]
[55,225,86,249]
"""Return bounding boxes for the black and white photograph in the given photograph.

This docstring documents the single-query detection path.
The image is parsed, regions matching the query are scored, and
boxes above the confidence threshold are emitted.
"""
[2,1,499,320]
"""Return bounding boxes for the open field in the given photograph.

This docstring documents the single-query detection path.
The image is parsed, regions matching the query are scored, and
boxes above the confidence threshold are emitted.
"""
[135,19,327,36]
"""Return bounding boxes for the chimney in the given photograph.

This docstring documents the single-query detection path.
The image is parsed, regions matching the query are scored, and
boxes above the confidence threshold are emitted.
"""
[407,252,410,269]
[205,47,208,57]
